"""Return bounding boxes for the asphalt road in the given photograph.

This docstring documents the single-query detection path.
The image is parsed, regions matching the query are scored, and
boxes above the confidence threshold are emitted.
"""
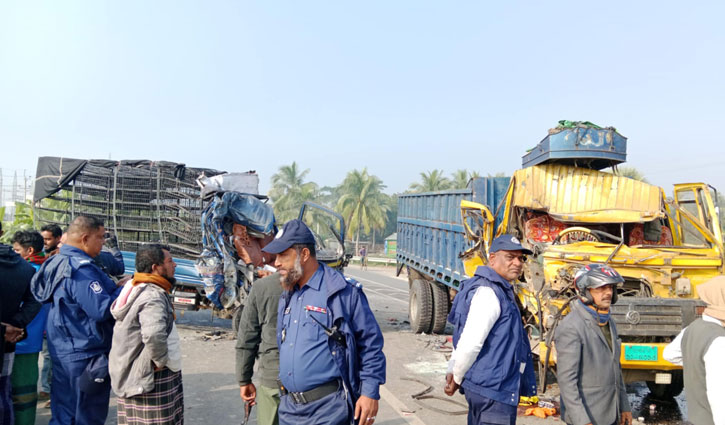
[35,266,687,424]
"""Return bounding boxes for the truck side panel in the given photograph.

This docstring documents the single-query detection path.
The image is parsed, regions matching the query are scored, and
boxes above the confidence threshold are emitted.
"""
[397,177,510,289]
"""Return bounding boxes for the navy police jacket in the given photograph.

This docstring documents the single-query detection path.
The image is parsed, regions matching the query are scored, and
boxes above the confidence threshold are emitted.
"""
[277,264,386,405]
[31,245,122,360]
[448,266,536,406]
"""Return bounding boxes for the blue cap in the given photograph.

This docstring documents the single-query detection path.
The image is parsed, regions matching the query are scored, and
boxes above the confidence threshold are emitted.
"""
[262,219,316,254]
[490,234,533,255]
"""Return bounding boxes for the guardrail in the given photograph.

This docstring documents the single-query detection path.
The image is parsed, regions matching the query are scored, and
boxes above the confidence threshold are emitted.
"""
[349,256,397,266]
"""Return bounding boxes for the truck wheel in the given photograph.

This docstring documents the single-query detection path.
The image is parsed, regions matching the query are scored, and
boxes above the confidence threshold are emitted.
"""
[646,370,684,398]
[430,282,449,334]
[232,305,244,335]
[409,279,433,334]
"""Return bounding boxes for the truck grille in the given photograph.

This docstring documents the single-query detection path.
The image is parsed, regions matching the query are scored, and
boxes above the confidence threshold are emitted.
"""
[610,297,705,337]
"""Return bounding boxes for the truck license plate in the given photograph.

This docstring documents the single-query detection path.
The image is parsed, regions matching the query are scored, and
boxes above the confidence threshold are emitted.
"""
[624,345,658,361]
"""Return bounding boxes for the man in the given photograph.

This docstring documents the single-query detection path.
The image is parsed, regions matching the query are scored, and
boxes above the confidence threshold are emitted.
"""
[31,216,122,425]
[95,231,125,279]
[359,246,367,270]
[236,271,283,425]
[262,219,386,425]
[0,241,41,425]
[664,275,725,425]
[40,224,63,257]
[444,234,536,425]
[109,244,183,425]
[555,264,632,425]
[10,231,50,425]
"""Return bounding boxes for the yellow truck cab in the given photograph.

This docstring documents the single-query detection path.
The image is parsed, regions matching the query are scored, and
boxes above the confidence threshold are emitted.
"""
[397,122,723,397]
[461,164,723,397]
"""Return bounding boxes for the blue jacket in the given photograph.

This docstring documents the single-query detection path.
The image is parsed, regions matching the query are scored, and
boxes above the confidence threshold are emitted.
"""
[448,266,536,406]
[277,264,386,406]
[96,249,125,277]
[31,245,122,360]
[16,260,49,355]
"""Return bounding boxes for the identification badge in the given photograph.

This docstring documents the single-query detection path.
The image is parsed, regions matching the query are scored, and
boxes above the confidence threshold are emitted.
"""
[284,307,291,315]
[519,362,526,374]
[281,328,286,343]
[305,305,327,314]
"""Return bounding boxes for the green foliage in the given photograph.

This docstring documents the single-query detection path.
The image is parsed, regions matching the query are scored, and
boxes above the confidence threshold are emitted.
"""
[409,170,452,193]
[268,162,320,224]
[335,168,389,253]
[613,166,649,183]
[0,201,35,244]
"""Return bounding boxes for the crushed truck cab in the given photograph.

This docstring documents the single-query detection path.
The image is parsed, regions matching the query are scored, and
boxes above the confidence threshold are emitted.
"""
[397,122,723,398]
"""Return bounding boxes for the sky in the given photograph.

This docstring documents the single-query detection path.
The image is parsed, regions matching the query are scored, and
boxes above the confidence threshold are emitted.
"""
[1,1,724,196]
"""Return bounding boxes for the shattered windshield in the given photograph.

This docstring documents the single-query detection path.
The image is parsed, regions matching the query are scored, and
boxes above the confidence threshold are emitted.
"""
[300,207,344,261]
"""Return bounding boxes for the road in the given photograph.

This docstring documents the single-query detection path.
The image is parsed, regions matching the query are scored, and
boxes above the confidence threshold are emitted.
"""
[36,266,687,424]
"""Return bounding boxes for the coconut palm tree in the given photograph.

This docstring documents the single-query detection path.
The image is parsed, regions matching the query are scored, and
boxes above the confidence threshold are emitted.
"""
[409,170,452,193]
[268,162,319,223]
[451,169,471,189]
[335,169,389,254]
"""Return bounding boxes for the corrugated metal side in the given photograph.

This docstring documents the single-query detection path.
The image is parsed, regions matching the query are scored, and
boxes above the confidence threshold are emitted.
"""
[396,178,510,289]
[511,164,663,222]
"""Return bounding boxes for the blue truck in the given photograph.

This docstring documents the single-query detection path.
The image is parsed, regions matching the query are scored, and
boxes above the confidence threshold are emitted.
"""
[396,177,510,333]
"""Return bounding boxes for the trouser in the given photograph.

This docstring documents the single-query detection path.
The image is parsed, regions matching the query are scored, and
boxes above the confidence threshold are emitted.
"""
[0,353,15,425]
[11,352,39,425]
[464,391,517,425]
[257,385,280,425]
[49,356,110,425]
[279,387,350,425]
[40,338,52,393]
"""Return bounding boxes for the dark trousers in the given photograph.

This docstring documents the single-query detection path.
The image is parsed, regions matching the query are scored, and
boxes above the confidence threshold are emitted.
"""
[49,356,110,425]
[465,392,517,425]
[279,387,350,425]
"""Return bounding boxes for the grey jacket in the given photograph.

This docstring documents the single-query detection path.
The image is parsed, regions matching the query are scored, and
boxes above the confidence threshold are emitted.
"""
[554,300,631,425]
[109,282,175,398]
[235,273,282,389]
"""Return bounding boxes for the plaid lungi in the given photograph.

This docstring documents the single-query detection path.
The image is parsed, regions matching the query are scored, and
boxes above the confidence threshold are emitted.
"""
[117,369,183,425]
[0,353,15,425]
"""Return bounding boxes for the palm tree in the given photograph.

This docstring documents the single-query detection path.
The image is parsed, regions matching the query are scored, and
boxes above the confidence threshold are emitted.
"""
[268,162,319,223]
[451,169,471,189]
[409,170,452,193]
[335,169,389,254]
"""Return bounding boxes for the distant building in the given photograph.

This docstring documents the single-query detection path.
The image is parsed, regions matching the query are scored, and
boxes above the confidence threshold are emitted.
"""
[384,233,397,256]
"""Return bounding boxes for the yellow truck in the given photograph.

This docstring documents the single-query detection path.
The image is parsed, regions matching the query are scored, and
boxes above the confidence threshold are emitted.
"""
[397,126,722,396]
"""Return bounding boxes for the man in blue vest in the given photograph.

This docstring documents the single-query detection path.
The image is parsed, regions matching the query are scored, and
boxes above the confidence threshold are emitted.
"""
[263,219,386,425]
[445,234,536,425]
[31,216,122,425]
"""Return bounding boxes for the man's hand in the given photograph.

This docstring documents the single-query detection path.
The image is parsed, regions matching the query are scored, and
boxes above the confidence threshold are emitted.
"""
[354,395,378,425]
[240,383,257,406]
[2,323,24,343]
[620,411,632,425]
[444,373,460,396]
[256,269,273,278]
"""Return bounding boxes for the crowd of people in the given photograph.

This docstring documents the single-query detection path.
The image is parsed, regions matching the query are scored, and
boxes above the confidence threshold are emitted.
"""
[2,216,725,425]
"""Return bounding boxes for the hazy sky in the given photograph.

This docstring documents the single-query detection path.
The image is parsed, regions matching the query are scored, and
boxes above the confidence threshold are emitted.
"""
[1,1,723,195]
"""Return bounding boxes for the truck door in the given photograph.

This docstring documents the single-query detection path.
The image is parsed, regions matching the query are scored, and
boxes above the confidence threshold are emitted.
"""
[671,183,724,257]
[298,202,349,269]
[460,200,495,274]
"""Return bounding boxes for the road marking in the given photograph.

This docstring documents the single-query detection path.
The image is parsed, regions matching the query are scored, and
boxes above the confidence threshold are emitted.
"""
[380,385,428,425]
[348,274,409,294]
[362,287,408,305]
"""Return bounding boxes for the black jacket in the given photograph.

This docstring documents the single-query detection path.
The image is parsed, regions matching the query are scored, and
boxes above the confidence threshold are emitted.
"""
[0,243,41,364]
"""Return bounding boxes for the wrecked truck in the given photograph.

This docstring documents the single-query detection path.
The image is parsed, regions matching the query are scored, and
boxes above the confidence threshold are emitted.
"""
[397,122,723,397]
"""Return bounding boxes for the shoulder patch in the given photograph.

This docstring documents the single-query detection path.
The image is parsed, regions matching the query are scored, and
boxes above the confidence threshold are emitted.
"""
[90,281,103,294]
[345,277,363,289]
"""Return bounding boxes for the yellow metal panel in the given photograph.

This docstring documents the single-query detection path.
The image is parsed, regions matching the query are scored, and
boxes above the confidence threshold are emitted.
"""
[511,165,664,223]
[620,343,681,371]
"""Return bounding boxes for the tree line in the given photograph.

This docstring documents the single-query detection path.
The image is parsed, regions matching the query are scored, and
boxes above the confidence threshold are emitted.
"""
[267,163,493,253]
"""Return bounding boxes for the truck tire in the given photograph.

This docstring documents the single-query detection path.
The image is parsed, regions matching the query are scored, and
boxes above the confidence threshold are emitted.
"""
[409,279,433,334]
[646,370,684,398]
[430,282,449,334]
